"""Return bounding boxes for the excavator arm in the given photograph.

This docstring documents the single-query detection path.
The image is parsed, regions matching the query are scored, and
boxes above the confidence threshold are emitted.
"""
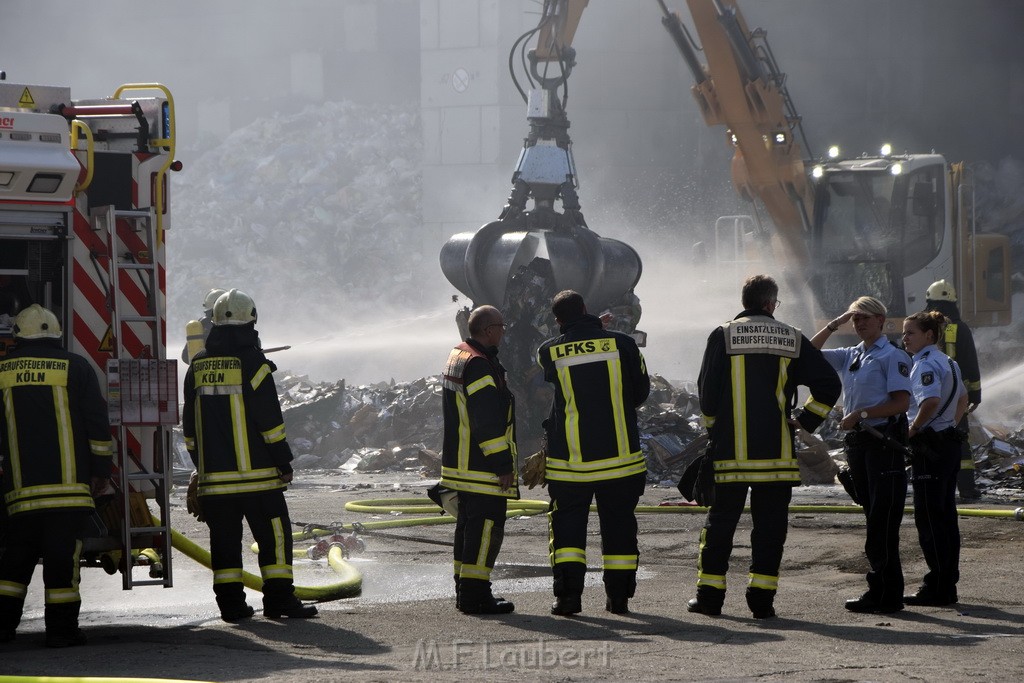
[659,0,813,269]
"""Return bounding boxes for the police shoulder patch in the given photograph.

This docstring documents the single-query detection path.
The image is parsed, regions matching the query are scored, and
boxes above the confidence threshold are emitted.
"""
[921,371,934,386]
[898,362,910,377]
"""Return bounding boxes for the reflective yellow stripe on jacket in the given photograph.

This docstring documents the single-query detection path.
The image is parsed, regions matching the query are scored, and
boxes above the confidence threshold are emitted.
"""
[546,337,644,483]
[193,357,284,496]
[716,354,800,485]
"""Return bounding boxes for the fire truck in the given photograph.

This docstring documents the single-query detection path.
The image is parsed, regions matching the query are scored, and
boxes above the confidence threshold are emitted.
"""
[0,72,179,589]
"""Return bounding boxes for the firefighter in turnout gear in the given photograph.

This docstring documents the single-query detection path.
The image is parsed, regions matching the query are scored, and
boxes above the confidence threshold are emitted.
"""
[440,305,519,615]
[687,276,841,619]
[538,290,650,617]
[0,305,114,647]
[181,287,226,365]
[182,290,317,622]
[924,280,982,501]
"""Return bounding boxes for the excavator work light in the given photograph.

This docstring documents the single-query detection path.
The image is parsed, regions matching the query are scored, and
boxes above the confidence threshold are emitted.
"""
[811,165,824,179]
[827,145,840,159]
[773,132,787,145]
[890,162,903,176]
[880,143,892,156]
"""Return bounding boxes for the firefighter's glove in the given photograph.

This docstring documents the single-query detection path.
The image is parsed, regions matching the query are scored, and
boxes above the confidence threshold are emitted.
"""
[522,449,547,489]
[186,471,204,522]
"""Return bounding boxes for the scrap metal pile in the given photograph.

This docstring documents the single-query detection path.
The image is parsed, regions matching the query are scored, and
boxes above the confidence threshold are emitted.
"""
[169,371,1024,498]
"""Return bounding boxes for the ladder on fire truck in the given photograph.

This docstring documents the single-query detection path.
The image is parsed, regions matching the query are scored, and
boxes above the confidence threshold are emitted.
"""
[93,205,175,589]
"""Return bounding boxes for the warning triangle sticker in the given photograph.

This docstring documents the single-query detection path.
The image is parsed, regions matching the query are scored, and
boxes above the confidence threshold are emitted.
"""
[99,326,114,353]
[18,87,35,108]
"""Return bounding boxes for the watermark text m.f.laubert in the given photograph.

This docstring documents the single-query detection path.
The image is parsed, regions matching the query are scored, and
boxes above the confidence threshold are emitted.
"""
[412,638,613,670]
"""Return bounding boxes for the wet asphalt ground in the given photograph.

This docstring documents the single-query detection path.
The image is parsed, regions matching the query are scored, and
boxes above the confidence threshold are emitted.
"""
[4,471,1024,682]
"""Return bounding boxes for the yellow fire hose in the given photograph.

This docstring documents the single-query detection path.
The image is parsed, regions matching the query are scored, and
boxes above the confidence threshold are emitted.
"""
[338,497,1024,521]
[163,519,361,601]
[0,678,209,683]
[240,496,1022,600]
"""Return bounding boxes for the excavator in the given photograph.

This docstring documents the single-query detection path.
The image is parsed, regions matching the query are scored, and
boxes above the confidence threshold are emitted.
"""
[658,0,1012,333]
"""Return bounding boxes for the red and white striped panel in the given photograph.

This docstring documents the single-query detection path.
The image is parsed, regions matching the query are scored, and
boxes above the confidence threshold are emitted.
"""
[70,151,169,487]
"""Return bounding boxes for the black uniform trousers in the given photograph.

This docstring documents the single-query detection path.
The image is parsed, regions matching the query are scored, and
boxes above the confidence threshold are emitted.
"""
[845,432,907,605]
[547,473,645,600]
[954,414,978,497]
[0,511,85,637]
[910,430,961,601]
[696,483,792,609]
[202,491,298,612]
[453,491,507,601]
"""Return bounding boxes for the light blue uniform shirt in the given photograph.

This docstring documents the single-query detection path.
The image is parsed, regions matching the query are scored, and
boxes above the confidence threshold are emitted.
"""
[908,344,966,431]
[822,336,912,428]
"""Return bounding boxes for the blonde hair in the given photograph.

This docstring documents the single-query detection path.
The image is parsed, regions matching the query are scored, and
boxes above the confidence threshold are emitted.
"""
[904,310,947,346]
[848,296,887,317]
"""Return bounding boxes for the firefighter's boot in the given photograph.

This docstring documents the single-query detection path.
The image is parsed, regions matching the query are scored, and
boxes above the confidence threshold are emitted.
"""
[686,586,725,616]
[457,578,514,615]
[262,578,318,619]
[0,594,25,641]
[551,566,584,616]
[746,587,777,619]
[215,583,254,623]
[44,601,86,648]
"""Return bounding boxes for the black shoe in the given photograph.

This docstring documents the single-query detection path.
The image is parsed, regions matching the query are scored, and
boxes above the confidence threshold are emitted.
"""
[220,604,255,623]
[605,597,629,614]
[746,588,776,619]
[686,598,722,616]
[459,596,515,615]
[264,603,319,619]
[45,629,87,648]
[0,630,15,643]
[551,596,582,616]
[844,596,903,614]
[904,589,957,607]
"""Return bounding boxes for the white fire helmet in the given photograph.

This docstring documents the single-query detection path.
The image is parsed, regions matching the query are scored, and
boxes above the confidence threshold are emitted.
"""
[203,288,227,312]
[13,304,62,339]
[212,289,257,326]
[926,279,957,302]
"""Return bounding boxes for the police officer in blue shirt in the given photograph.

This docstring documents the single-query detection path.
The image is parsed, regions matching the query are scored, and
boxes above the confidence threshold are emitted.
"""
[901,310,969,607]
[811,296,912,614]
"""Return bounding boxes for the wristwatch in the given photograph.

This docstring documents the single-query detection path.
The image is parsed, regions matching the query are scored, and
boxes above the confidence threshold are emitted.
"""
[859,411,869,420]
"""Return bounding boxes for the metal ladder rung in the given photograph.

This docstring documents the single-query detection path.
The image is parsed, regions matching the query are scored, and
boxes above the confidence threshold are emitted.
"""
[126,471,163,481]
[98,203,174,590]
[113,209,152,220]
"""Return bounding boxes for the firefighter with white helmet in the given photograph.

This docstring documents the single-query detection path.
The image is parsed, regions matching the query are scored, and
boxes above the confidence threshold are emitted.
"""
[212,288,257,325]
[0,304,115,647]
[181,287,227,365]
[924,279,982,501]
[182,289,316,622]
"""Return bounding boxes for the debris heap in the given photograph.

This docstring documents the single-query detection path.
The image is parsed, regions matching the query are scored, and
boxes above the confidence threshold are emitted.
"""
[169,369,1022,501]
